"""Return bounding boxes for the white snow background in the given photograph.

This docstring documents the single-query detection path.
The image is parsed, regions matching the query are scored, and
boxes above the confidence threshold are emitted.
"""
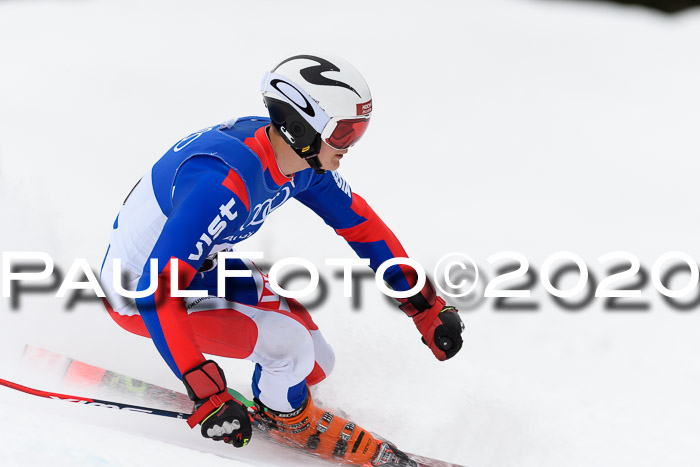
[2,0,700,466]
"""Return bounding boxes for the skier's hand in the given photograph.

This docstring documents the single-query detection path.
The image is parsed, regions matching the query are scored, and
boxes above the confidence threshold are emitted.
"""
[182,360,253,447]
[196,398,253,447]
[414,300,464,361]
[399,281,464,361]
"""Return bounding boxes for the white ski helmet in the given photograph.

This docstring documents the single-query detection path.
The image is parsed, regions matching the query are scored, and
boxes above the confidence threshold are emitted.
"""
[261,54,372,173]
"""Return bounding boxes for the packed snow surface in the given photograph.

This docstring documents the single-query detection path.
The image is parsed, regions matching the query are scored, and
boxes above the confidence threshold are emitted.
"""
[2,1,700,466]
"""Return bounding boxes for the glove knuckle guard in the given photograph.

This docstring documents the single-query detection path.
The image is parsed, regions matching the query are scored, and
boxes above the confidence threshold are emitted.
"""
[181,360,253,448]
[433,310,464,360]
[200,399,253,447]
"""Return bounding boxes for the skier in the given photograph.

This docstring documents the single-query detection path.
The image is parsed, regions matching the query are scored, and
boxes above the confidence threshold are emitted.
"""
[99,54,464,465]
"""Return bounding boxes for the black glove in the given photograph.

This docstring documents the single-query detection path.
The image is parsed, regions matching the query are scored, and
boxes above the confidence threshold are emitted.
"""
[399,281,465,361]
[423,305,465,360]
[182,360,253,447]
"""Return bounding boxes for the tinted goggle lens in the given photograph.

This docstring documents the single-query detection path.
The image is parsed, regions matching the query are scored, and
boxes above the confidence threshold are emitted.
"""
[324,117,370,150]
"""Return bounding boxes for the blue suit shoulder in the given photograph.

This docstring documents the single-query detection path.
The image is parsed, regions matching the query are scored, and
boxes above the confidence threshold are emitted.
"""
[151,117,270,214]
[217,116,270,141]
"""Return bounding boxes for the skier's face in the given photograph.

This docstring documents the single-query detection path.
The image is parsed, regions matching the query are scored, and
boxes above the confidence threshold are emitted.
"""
[316,142,348,171]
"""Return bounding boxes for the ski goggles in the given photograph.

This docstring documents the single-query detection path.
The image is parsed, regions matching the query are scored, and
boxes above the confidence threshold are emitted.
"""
[321,115,371,151]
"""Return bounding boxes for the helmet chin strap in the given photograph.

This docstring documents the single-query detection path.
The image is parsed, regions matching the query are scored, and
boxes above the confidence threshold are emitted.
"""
[288,133,326,175]
[303,154,326,175]
[275,124,326,175]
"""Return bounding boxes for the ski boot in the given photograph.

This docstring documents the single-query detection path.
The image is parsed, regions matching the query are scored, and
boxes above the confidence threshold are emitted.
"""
[254,391,416,466]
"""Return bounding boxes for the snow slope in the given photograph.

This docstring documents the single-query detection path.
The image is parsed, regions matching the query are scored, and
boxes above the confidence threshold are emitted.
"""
[2,1,700,466]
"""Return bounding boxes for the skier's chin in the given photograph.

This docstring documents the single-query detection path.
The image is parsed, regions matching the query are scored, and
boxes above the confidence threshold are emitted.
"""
[323,158,341,171]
